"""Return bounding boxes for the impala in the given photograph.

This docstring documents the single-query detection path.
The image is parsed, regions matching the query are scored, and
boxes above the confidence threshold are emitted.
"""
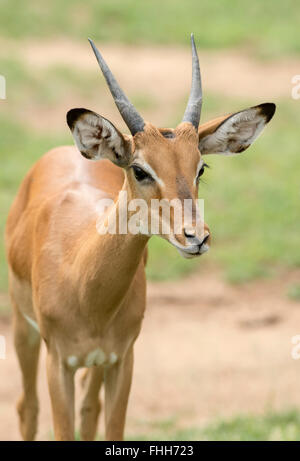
[5,35,275,441]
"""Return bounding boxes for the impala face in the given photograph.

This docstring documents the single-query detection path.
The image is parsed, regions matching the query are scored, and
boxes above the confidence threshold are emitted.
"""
[126,123,211,258]
[67,36,275,259]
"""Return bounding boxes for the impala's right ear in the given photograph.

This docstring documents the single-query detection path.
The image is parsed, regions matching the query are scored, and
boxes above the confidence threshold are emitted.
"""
[66,108,132,167]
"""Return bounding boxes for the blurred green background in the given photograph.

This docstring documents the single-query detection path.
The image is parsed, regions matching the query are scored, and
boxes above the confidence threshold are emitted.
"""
[0,0,300,441]
[0,0,299,57]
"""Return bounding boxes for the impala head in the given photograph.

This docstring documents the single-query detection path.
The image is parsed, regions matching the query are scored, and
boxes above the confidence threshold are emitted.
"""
[67,35,276,259]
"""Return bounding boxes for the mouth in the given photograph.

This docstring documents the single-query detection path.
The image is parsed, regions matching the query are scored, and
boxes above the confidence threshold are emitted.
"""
[167,234,210,259]
[176,243,210,259]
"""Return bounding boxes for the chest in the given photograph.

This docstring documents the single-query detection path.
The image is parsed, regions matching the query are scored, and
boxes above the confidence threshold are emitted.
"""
[54,285,146,370]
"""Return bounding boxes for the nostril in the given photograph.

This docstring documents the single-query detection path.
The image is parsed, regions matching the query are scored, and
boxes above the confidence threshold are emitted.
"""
[184,228,196,238]
[200,234,210,246]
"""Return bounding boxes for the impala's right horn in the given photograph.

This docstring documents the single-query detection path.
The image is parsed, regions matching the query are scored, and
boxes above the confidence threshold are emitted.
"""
[182,34,203,130]
[88,38,145,136]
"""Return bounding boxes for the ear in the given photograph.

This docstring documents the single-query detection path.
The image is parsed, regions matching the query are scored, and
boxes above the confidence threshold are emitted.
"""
[66,108,132,167]
[198,103,276,155]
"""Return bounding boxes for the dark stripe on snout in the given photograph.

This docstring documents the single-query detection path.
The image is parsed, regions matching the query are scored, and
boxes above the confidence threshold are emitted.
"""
[176,176,193,201]
[176,175,197,220]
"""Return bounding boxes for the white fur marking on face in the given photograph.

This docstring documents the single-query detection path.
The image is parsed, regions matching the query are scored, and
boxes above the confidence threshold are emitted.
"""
[194,158,204,185]
[67,355,79,368]
[134,154,165,188]
[85,348,106,367]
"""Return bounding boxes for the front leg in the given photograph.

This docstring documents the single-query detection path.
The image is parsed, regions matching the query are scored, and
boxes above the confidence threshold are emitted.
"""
[104,348,134,441]
[80,367,104,441]
[46,349,75,441]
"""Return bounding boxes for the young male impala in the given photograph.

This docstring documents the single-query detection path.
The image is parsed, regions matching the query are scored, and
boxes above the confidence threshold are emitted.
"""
[5,35,275,441]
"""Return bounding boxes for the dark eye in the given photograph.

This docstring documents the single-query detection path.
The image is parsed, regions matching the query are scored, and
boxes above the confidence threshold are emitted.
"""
[132,165,153,182]
[197,163,209,182]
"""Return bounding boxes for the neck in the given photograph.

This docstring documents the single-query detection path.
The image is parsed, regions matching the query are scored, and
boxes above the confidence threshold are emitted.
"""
[74,181,149,325]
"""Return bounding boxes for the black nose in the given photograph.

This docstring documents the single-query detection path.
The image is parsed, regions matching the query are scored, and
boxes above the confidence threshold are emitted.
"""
[184,229,210,247]
[184,228,196,238]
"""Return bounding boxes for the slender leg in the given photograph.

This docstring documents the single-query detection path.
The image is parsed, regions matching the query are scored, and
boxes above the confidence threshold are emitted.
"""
[79,367,104,440]
[104,348,134,441]
[13,305,41,441]
[46,348,75,441]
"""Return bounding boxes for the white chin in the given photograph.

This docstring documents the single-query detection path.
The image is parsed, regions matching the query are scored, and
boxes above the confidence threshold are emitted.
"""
[177,244,210,259]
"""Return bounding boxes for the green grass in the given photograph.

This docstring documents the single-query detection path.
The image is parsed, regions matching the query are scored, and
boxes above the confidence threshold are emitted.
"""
[0,0,299,57]
[126,410,300,441]
[68,410,300,441]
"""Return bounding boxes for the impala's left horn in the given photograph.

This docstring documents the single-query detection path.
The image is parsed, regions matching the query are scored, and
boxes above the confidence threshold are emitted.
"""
[182,34,203,130]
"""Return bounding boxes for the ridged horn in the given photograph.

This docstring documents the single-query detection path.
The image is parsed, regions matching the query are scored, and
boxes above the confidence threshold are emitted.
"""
[88,38,145,135]
[182,34,202,130]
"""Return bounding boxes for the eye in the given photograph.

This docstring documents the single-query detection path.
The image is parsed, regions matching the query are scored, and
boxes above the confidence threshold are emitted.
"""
[132,165,153,183]
[197,162,209,182]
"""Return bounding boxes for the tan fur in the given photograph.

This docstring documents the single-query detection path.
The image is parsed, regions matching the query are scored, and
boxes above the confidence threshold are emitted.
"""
[5,104,273,440]
[5,124,208,441]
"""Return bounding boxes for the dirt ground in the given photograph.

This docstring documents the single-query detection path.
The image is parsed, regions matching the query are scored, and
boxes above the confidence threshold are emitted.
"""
[1,269,300,440]
[15,39,300,100]
[1,38,299,132]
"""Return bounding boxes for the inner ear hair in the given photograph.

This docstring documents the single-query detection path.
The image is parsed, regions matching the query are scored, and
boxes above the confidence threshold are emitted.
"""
[198,102,276,156]
[66,108,131,167]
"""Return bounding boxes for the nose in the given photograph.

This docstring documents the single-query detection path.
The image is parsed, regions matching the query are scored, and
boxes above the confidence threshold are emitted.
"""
[184,228,196,238]
[184,228,210,248]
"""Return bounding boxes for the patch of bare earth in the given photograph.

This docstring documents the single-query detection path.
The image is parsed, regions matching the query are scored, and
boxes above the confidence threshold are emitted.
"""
[0,38,299,132]
[1,270,300,440]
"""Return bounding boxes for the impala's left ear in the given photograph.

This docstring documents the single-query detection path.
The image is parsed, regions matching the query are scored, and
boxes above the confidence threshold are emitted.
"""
[198,103,276,155]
